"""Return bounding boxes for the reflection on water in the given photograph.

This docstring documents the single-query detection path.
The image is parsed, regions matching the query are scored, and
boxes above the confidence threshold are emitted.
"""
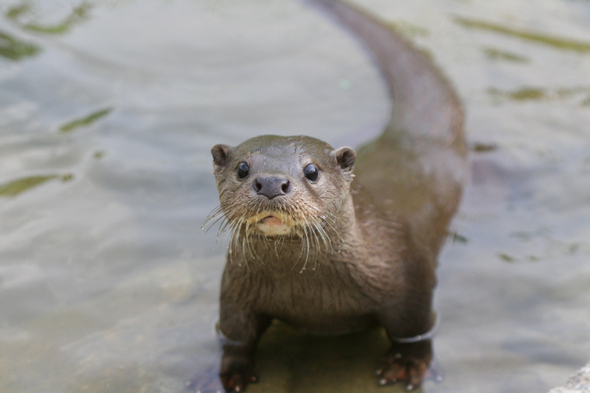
[0,0,589,392]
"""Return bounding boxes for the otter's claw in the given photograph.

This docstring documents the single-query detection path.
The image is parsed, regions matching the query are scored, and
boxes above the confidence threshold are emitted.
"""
[376,349,430,391]
[219,368,258,393]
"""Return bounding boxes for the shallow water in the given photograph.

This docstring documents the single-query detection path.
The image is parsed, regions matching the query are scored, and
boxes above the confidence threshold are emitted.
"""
[1,0,589,392]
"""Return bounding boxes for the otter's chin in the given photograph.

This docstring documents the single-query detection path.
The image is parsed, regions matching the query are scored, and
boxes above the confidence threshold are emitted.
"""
[257,215,292,236]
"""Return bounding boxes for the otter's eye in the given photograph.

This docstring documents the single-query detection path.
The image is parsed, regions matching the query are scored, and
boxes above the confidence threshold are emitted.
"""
[237,162,249,179]
[304,164,319,182]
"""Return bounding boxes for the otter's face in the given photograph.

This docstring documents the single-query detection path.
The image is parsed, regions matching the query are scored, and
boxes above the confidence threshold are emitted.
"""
[209,135,355,238]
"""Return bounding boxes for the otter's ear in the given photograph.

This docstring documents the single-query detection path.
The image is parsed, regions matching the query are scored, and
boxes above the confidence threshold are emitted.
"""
[211,144,232,170]
[333,146,356,173]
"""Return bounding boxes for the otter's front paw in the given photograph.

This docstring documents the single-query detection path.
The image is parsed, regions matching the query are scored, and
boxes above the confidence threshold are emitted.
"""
[376,341,432,391]
[219,361,258,393]
[376,352,428,390]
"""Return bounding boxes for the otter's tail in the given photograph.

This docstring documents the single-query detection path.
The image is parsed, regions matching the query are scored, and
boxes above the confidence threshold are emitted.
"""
[309,0,468,260]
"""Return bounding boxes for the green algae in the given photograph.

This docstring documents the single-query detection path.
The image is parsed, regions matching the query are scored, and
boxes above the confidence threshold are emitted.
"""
[387,20,430,38]
[5,4,31,21]
[8,2,92,36]
[498,253,517,263]
[483,47,529,63]
[488,86,590,104]
[448,231,468,244]
[60,108,113,133]
[0,30,41,61]
[472,142,499,152]
[455,16,590,53]
[0,176,58,197]
[488,87,548,101]
[509,88,548,101]
[0,174,74,197]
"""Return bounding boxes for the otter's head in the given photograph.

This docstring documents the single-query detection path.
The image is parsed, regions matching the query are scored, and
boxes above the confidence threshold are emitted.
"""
[208,135,355,239]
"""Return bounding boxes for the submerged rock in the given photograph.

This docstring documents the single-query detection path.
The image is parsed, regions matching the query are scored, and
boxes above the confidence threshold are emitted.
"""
[549,362,590,393]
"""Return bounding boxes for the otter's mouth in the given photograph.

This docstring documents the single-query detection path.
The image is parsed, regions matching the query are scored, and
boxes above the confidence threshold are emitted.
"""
[246,212,294,236]
[258,214,292,236]
[259,215,283,226]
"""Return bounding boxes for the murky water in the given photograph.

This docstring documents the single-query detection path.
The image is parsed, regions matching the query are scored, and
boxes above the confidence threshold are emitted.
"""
[1,0,589,392]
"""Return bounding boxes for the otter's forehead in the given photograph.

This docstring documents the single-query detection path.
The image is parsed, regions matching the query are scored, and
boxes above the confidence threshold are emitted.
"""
[234,135,335,162]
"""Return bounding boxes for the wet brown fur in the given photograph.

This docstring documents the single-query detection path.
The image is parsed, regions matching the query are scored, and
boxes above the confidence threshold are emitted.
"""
[207,0,467,391]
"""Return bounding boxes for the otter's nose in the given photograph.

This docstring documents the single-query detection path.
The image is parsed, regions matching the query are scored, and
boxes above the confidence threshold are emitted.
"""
[254,176,291,199]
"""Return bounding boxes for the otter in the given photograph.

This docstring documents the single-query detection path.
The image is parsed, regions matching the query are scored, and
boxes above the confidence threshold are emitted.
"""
[207,0,467,391]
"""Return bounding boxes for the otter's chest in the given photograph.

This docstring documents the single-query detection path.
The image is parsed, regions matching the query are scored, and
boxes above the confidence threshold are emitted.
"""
[250,263,380,333]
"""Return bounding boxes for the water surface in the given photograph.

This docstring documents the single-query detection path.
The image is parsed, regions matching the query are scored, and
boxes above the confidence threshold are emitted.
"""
[1,0,589,392]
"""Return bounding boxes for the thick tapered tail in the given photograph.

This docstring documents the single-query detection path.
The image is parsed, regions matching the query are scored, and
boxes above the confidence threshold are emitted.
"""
[309,0,464,146]
[308,0,468,260]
